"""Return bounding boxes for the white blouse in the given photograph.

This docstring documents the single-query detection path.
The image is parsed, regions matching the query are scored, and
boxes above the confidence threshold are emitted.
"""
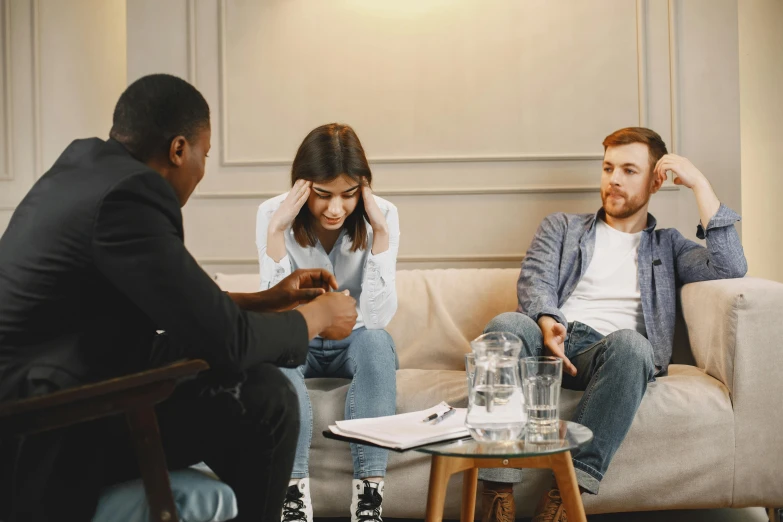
[255,193,400,330]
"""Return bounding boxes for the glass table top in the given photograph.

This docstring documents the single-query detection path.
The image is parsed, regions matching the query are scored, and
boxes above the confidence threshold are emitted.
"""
[415,421,593,458]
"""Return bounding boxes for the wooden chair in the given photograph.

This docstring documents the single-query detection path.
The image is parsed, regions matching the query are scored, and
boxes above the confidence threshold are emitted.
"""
[0,359,209,522]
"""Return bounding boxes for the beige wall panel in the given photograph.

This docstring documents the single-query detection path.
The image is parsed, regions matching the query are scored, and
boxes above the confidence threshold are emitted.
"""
[196,158,615,197]
[0,0,38,207]
[37,0,126,171]
[220,0,639,164]
[185,188,680,269]
[126,0,191,84]
[675,0,742,230]
[739,0,783,282]
[0,1,9,182]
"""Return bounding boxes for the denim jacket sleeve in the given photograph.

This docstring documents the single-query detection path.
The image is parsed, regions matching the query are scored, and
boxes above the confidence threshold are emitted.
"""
[672,204,748,284]
[518,214,569,327]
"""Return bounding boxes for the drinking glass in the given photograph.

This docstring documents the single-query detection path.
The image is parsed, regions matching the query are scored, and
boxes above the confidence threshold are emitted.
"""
[520,356,562,443]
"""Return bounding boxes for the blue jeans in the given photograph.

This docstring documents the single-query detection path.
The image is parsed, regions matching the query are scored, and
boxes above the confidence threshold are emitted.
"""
[280,328,398,479]
[479,312,655,494]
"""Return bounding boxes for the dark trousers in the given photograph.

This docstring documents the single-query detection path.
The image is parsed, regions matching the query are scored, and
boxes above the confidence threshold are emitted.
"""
[2,362,299,522]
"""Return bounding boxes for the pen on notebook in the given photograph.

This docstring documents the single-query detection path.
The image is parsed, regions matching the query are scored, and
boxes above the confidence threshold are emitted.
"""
[431,407,456,425]
[422,407,455,424]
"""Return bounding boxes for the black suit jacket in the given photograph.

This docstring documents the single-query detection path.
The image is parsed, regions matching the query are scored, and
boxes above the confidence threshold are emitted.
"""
[0,138,308,400]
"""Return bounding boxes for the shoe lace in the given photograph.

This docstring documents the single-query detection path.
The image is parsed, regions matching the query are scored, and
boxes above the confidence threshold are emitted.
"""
[282,485,308,521]
[481,491,514,522]
[355,480,383,521]
[537,490,567,522]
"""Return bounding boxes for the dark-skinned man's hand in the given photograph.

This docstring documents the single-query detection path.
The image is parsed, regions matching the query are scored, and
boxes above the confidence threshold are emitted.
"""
[228,268,338,313]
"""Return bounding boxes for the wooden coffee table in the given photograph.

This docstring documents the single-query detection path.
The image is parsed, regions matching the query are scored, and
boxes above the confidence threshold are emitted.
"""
[414,421,593,522]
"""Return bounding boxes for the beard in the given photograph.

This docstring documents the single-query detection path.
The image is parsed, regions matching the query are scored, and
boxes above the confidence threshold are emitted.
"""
[601,187,650,219]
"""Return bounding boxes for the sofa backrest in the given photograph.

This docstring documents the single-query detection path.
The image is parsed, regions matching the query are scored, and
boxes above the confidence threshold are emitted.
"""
[215,269,518,371]
[214,268,694,371]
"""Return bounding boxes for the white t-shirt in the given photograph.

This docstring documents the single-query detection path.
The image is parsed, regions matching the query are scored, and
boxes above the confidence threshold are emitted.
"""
[559,219,646,337]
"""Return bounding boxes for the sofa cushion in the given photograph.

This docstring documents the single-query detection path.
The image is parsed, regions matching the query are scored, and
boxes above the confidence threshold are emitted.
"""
[94,467,238,522]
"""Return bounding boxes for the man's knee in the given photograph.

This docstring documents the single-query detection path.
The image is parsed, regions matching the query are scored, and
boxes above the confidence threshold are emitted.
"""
[605,329,654,374]
[484,312,541,355]
[242,363,300,428]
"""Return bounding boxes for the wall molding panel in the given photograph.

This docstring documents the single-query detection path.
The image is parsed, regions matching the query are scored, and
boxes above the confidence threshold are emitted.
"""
[191,184,680,200]
[186,0,196,84]
[215,0,665,169]
[667,0,680,154]
[0,0,13,181]
[31,0,42,177]
[199,253,527,267]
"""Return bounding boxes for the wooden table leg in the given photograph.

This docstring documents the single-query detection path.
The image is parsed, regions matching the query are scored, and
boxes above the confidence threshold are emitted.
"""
[425,455,452,522]
[460,467,479,522]
[549,451,587,522]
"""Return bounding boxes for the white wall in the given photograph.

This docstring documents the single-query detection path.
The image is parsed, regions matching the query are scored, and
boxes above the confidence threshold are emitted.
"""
[0,0,126,231]
[739,0,783,282]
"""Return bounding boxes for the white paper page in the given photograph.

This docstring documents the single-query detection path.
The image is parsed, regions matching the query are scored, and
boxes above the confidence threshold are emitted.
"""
[334,402,468,447]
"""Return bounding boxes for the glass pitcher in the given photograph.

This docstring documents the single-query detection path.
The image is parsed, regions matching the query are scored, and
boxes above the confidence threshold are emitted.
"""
[465,332,527,442]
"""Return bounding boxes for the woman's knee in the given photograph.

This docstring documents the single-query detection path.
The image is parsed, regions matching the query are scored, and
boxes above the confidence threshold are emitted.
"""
[351,329,397,366]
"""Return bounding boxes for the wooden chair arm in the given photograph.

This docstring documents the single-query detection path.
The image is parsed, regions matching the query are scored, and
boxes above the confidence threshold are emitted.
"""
[0,359,209,437]
[0,359,210,522]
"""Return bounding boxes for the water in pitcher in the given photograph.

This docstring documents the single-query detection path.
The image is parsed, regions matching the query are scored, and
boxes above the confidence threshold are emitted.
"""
[466,332,526,443]
[466,383,526,441]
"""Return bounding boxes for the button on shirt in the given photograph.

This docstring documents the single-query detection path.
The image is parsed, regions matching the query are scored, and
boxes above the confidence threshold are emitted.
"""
[256,193,400,330]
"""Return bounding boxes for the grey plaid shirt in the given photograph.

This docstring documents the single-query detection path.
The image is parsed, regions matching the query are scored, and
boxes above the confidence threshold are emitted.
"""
[517,204,747,372]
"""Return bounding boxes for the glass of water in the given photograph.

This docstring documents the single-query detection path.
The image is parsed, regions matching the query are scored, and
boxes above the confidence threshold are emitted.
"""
[520,356,562,443]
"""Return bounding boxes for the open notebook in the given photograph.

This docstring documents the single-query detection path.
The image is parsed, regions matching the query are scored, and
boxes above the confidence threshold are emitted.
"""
[327,402,469,451]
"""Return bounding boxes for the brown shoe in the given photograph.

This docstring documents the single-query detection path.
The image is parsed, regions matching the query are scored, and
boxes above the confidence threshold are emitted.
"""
[480,486,515,522]
[532,489,567,522]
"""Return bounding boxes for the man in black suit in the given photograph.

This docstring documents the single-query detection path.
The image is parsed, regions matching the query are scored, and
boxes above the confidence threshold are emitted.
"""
[0,73,358,521]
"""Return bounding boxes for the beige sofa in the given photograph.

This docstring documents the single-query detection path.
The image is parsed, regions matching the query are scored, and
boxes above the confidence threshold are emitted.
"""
[215,268,783,519]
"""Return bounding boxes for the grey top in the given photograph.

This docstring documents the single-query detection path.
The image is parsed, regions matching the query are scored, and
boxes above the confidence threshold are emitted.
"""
[517,204,748,372]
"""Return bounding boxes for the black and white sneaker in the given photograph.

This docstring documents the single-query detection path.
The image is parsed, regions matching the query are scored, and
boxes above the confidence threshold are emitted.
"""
[350,479,384,522]
[281,478,312,522]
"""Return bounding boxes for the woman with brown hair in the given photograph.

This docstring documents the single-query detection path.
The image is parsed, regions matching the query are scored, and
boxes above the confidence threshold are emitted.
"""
[255,123,400,522]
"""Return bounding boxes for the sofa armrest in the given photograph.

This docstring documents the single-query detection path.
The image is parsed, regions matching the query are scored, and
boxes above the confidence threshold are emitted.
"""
[681,277,783,394]
[681,277,783,506]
